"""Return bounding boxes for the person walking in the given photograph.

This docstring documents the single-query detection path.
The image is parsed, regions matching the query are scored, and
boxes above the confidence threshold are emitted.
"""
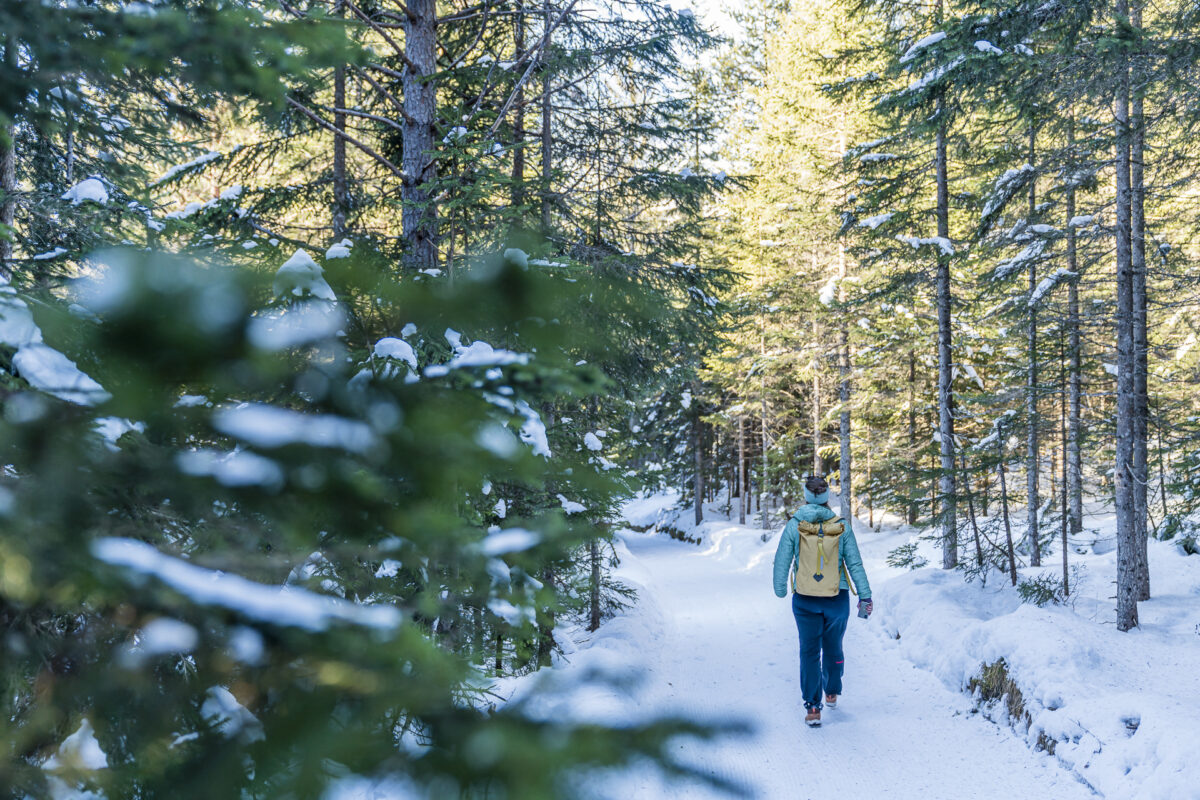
[772,474,872,728]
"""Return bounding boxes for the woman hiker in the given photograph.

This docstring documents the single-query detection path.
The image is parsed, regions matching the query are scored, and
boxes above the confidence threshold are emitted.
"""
[772,474,872,728]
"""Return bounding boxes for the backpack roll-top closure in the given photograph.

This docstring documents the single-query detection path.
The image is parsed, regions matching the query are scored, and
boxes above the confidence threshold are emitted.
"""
[792,517,846,598]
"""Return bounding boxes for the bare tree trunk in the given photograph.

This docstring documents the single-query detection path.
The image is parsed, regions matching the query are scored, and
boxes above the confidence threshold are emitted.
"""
[1114,0,1139,630]
[0,34,15,279]
[962,453,983,568]
[907,351,918,525]
[1157,397,1169,523]
[1061,329,1071,595]
[512,4,527,210]
[838,244,852,523]
[1026,124,1041,567]
[738,415,747,525]
[693,412,704,526]
[588,540,601,632]
[935,105,957,569]
[0,123,14,279]
[332,65,349,238]
[540,0,553,235]
[997,440,1018,586]
[402,0,438,268]
[812,334,823,476]
[1066,115,1084,537]
[1130,0,1150,601]
[867,436,875,529]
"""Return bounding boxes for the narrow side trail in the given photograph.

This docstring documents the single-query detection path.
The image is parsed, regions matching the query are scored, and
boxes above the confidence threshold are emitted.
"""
[596,519,1098,799]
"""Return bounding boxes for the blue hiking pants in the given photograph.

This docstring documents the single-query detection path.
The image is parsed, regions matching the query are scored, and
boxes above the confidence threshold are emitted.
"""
[791,589,850,710]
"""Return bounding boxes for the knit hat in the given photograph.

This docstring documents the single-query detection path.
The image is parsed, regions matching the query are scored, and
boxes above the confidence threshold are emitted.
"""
[803,475,830,506]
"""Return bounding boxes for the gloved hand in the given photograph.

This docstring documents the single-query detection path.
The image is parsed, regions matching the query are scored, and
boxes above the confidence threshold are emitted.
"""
[857,599,873,619]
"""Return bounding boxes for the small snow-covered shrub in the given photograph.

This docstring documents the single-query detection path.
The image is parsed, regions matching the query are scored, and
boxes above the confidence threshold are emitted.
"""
[1016,574,1067,607]
[1179,534,1198,556]
[886,541,928,570]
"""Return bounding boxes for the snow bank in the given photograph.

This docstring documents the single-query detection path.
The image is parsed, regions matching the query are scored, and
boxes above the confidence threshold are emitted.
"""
[877,525,1200,799]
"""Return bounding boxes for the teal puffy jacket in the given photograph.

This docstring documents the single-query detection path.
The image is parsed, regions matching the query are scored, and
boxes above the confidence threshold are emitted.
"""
[772,504,871,599]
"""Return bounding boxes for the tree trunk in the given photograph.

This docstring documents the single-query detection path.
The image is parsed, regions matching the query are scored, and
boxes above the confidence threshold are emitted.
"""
[536,567,555,667]
[1026,124,1041,567]
[762,372,770,530]
[738,415,747,525]
[998,440,1018,587]
[512,5,527,210]
[907,351,918,525]
[812,330,823,476]
[1114,0,1140,631]
[1061,331,1070,596]
[935,107,957,569]
[962,453,983,569]
[867,436,875,529]
[0,33,15,280]
[0,124,14,279]
[1130,0,1150,601]
[588,540,601,632]
[540,0,553,235]
[693,412,704,526]
[838,244,852,523]
[1066,116,1084,537]
[402,0,438,269]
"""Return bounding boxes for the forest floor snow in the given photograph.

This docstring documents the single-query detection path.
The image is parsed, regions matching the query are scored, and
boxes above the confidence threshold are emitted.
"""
[505,494,1200,799]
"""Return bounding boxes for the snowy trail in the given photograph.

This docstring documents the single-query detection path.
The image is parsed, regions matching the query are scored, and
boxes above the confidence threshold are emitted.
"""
[590,520,1099,799]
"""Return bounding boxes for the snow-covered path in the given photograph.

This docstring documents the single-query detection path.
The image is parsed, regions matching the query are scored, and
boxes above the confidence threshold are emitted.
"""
[585,519,1099,799]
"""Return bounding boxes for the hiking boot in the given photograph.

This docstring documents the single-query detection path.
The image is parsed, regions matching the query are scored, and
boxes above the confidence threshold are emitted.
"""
[804,708,821,728]
[825,693,838,709]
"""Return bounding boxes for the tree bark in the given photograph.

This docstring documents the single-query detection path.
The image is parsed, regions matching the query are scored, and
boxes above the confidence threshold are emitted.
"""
[588,539,601,632]
[402,0,438,268]
[0,34,15,278]
[998,439,1018,587]
[332,64,349,238]
[512,5,527,210]
[1061,329,1071,595]
[838,243,852,523]
[1114,0,1140,631]
[812,329,823,476]
[0,123,14,279]
[1026,124,1041,567]
[693,411,704,526]
[963,453,983,568]
[540,0,553,235]
[738,414,747,525]
[907,350,918,525]
[1066,116,1084,537]
[1130,0,1150,601]
[935,106,957,569]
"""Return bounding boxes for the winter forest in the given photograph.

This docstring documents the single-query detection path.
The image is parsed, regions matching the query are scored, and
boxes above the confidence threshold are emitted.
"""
[2,0,1199,797]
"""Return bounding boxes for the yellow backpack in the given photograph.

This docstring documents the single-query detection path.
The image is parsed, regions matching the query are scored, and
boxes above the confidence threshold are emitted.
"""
[791,517,847,598]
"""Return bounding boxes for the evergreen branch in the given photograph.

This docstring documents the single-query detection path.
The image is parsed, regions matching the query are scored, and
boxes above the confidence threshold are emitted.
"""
[285,96,413,184]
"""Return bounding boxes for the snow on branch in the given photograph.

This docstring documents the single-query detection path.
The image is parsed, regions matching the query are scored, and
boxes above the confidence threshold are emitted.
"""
[1029,268,1078,307]
[980,164,1035,226]
[92,538,402,631]
[993,240,1046,281]
[901,32,947,63]
[896,234,955,256]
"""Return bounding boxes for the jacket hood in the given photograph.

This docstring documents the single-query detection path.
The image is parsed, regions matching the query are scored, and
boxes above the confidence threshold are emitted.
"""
[793,503,837,524]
